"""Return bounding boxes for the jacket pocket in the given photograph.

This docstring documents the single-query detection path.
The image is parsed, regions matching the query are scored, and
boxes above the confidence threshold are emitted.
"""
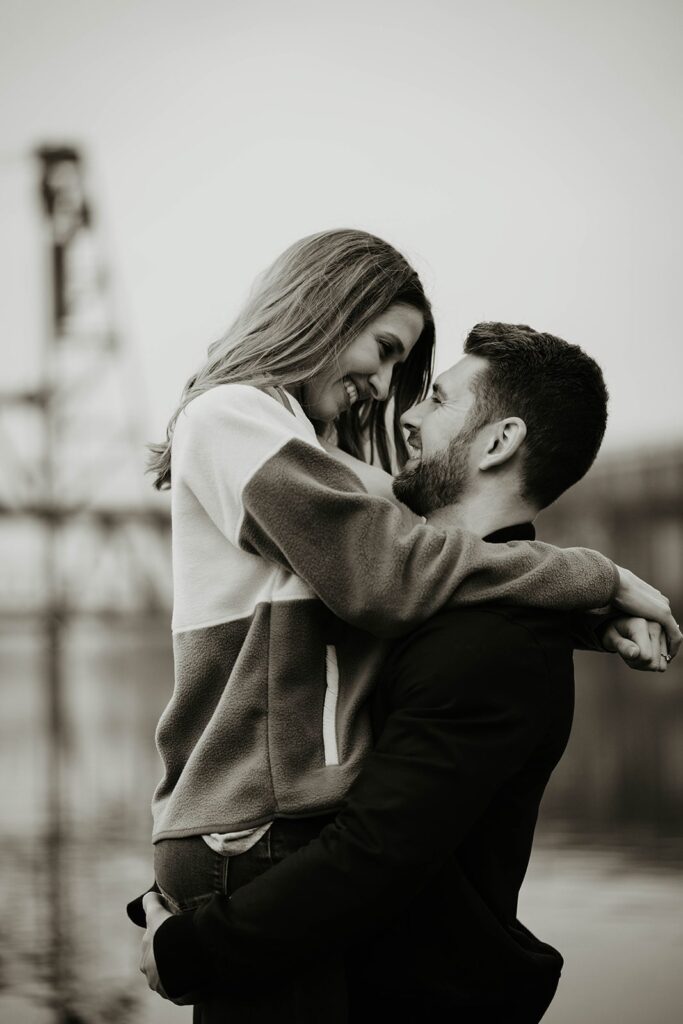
[322,645,340,766]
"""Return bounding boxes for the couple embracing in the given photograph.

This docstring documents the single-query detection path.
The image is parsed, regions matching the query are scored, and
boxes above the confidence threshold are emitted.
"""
[128,229,679,1023]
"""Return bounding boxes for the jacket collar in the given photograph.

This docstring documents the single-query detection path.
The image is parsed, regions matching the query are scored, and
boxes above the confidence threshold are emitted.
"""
[483,522,536,544]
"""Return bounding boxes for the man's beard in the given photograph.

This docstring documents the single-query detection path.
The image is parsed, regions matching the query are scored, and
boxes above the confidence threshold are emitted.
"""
[393,431,475,516]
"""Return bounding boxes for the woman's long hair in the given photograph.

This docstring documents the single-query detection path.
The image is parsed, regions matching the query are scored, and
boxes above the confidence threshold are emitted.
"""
[148,229,435,489]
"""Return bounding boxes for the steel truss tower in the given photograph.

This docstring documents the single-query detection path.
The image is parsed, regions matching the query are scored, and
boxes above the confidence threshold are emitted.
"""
[0,146,171,1022]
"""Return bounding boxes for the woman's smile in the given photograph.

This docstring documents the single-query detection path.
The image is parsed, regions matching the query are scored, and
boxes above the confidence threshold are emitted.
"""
[300,303,425,424]
[341,376,360,407]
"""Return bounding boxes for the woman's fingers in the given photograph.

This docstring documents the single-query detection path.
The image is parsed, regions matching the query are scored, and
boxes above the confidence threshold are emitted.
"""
[613,567,681,656]
[600,617,673,672]
[625,618,652,665]
[601,617,648,665]
[646,623,664,672]
[613,635,641,661]
[662,611,681,658]
[658,627,670,673]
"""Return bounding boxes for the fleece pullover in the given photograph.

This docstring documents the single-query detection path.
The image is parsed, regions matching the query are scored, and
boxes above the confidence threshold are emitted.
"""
[151,384,618,842]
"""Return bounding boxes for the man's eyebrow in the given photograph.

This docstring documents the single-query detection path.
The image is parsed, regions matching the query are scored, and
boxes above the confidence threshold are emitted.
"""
[377,331,406,355]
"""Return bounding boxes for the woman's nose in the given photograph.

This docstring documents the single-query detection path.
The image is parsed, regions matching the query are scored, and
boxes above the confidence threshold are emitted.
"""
[368,366,392,401]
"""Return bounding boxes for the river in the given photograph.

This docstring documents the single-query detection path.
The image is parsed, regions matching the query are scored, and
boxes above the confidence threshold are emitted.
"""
[0,834,681,1023]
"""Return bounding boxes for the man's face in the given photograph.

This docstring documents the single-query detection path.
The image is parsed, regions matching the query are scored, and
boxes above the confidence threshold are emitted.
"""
[393,355,489,516]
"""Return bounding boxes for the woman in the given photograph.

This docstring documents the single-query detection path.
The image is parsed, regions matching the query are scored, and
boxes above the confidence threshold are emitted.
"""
[133,229,657,1020]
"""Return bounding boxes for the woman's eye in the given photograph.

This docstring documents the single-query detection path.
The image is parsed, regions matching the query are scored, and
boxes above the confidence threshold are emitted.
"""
[377,339,393,358]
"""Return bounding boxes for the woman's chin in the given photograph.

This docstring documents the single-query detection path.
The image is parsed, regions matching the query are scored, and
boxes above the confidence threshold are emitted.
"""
[300,393,340,424]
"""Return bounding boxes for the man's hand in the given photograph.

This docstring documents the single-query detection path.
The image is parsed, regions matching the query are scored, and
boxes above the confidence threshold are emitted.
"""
[140,892,173,999]
[613,567,681,658]
[600,617,670,672]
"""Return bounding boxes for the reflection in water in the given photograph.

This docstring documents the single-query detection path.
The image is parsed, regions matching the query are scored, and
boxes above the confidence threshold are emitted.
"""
[0,835,681,1024]
[523,838,683,1024]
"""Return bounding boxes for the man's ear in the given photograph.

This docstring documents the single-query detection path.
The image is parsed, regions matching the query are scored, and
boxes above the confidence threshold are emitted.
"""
[478,418,527,471]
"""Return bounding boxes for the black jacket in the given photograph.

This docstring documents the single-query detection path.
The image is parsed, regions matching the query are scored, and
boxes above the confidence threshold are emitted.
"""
[148,523,579,1019]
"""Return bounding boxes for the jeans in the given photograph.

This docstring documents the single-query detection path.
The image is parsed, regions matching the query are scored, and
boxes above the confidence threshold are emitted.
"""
[154,816,348,1023]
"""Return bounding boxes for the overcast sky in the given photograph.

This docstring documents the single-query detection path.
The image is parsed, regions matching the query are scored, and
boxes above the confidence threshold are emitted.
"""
[2,0,681,455]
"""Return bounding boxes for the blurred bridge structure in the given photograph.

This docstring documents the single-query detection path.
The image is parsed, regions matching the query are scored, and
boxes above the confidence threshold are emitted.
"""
[0,146,172,620]
[0,146,172,1024]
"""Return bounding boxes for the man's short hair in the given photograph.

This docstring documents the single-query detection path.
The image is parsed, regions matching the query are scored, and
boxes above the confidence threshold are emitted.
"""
[464,322,608,509]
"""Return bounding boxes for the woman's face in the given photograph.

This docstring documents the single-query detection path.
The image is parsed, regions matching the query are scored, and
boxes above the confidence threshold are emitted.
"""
[300,303,425,424]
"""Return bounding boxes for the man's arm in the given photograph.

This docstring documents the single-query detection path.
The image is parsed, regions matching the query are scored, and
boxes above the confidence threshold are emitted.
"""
[150,610,563,1000]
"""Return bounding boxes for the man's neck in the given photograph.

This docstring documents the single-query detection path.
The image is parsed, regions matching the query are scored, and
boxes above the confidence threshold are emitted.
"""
[426,489,537,540]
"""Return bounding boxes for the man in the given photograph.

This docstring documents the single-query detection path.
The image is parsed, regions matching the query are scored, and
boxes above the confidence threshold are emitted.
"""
[139,323,675,1021]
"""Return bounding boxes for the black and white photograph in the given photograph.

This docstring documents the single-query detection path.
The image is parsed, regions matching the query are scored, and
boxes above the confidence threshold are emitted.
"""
[1,2,682,1022]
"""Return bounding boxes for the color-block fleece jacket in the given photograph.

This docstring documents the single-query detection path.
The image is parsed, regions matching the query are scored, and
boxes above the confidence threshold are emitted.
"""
[151,384,619,842]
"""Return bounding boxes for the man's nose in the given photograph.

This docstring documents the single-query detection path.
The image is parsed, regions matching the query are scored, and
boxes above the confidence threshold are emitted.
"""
[400,400,426,430]
[368,365,393,401]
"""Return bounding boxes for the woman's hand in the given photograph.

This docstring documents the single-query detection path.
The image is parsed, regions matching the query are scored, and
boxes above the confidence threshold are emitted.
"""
[600,617,670,671]
[613,567,680,657]
[140,892,173,999]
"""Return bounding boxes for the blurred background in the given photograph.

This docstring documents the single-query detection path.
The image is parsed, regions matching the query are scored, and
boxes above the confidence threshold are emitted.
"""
[0,1,681,1022]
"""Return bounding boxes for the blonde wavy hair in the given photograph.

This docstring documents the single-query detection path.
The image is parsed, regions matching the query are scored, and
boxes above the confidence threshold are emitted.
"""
[148,228,435,489]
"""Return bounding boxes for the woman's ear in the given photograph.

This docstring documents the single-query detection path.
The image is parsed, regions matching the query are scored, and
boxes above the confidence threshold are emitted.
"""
[478,417,527,471]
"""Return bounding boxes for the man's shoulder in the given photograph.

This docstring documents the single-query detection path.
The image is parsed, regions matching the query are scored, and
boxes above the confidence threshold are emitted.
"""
[408,603,566,653]
[384,604,574,712]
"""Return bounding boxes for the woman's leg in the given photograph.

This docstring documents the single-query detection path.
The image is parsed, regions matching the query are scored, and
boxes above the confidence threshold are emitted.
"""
[154,818,348,1024]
